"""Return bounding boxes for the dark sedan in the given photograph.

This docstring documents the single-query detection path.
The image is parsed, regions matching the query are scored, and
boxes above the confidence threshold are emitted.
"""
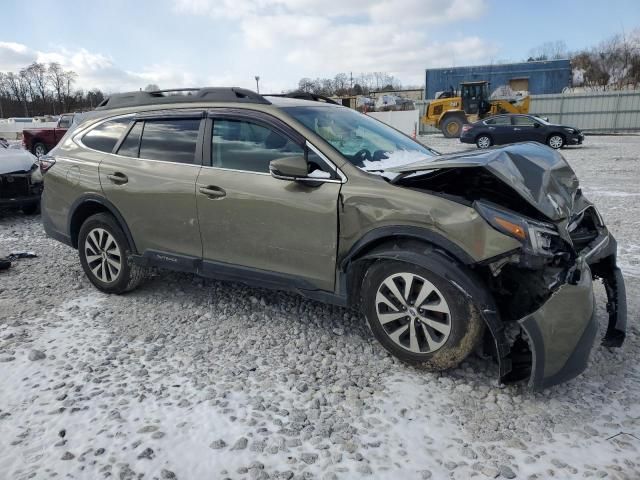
[460,114,584,149]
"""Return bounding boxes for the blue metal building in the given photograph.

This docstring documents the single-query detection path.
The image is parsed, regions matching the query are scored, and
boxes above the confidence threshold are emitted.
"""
[425,59,571,100]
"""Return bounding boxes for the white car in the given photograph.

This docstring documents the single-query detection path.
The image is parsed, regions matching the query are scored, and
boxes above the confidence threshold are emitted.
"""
[0,139,42,214]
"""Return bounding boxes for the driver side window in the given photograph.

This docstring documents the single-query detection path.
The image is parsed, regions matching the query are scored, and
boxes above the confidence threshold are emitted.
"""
[212,119,303,173]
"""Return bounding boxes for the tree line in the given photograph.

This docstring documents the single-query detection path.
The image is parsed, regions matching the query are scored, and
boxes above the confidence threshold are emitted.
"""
[527,29,640,90]
[0,62,105,118]
[293,72,406,97]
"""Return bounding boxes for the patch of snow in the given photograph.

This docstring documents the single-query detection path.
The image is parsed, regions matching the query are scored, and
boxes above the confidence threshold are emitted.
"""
[361,150,433,172]
[307,169,331,179]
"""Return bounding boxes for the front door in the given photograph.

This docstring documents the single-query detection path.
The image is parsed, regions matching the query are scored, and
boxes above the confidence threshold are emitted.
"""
[98,112,204,259]
[196,112,342,292]
[511,115,546,143]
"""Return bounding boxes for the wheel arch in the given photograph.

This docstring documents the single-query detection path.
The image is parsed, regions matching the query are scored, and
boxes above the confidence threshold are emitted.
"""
[546,131,566,143]
[475,132,493,144]
[438,110,467,127]
[68,194,137,253]
[340,228,512,380]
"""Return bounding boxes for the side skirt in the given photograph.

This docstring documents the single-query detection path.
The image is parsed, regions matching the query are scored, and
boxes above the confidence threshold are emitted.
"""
[131,250,348,307]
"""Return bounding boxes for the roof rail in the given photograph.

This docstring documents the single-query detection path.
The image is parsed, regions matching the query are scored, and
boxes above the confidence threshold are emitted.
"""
[95,87,271,110]
[266,92,340,105]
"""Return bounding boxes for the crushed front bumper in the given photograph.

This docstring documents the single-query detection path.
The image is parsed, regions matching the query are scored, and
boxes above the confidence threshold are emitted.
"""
[517,232,626,390]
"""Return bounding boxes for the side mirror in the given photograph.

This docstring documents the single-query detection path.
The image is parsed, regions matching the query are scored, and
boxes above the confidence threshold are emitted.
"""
[269,155,309,180]
[533,122,540,128]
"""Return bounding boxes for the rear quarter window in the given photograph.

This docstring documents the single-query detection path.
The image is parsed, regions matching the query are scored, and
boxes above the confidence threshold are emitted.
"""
[82,118,131,153]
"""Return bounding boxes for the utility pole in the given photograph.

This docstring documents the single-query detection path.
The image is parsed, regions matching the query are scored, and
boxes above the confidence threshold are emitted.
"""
[255,76,260,94]
[350,72,353,95]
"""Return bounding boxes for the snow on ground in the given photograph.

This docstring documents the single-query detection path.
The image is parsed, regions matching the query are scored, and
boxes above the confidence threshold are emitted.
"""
[1,135,639,480]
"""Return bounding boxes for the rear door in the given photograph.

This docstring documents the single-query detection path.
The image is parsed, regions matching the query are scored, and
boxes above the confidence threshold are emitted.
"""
[195,110,342,291]
[95,111,204,259]
[482,115,512,144]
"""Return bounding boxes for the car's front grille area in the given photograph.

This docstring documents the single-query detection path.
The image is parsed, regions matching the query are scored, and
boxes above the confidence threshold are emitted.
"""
[0,173,31,199]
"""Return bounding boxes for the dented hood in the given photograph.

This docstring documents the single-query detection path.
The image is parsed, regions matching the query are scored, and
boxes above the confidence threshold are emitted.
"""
[0,147,38,174]
[390,142,580,221]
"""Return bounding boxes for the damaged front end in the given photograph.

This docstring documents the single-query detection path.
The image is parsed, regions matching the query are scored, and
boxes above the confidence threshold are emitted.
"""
[390,142,627,389]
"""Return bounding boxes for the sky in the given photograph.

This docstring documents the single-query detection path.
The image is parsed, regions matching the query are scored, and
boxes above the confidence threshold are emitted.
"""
[1,0,639,94]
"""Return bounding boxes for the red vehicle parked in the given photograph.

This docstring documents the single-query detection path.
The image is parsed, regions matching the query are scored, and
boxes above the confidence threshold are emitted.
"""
[22,113,76,156]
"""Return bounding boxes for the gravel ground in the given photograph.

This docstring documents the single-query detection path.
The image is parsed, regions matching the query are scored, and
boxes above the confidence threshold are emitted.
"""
[1,135,639,480]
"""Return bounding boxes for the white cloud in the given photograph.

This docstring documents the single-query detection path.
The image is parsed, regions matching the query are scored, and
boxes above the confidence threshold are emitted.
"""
[173,0,494,86]
[0,42,222,93]
[1,0,494,94]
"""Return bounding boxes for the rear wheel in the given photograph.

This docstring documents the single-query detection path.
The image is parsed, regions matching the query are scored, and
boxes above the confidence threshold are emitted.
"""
[476,135,492,149]
[547,134,564,149]
[361,259,483,369]
[78,213,146,294]
[33,142,47,157]
[441,116,464,138]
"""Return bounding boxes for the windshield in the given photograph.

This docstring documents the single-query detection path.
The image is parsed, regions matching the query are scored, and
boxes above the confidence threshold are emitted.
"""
[282,106,437,171]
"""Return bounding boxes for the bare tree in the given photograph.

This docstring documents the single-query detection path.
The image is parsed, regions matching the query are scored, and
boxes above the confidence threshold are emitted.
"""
[144,84,160,92]
[48,63,65,113]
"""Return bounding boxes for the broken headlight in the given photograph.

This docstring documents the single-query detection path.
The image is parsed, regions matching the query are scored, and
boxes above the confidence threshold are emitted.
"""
[475,201,560,257]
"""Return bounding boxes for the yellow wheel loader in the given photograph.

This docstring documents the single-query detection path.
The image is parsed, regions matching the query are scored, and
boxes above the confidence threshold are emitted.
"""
[421,81,530,138]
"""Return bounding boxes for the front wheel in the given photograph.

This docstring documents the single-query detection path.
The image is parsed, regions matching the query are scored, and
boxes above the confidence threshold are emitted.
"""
[361,259,484,369]
[547,134,564,149]
[21,201,40,215]
[78,213,146,294]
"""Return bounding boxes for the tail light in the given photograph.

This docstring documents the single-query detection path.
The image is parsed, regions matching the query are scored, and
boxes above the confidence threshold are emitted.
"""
[462,124,472,133]
[39,155,56,174]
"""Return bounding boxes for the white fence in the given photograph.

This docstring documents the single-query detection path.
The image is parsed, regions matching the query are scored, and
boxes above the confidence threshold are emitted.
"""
[367,110,419,137]
[0,121,57,140]
[529,91,640,133]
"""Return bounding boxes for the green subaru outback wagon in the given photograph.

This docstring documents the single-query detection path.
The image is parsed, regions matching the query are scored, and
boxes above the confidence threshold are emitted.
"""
[40,88,626,389]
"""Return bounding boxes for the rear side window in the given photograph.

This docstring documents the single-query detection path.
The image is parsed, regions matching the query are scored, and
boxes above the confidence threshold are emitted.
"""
[212,119,303,173]
[82,118,130,153]
[117,122,143,158]
[484,116,510,125]
[138,119,200,164]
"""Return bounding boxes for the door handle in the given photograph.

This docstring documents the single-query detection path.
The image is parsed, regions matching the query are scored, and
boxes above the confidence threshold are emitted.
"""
[513,128,521,131]
[199,185,226,199]
[107,172,128,184]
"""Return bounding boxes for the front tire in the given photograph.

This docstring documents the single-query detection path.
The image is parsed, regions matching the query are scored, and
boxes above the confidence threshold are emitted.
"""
[476,134,492,149]
[21,201,40,215]
[547,134,564,149]
[78,213,146,294]
[361,259,483,369]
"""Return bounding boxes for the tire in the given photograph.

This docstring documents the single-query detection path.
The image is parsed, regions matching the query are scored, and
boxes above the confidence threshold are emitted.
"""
[78,212,146,294]
[441,116,464,138]
[21,201,40,215]
[547,134,564,149]
[32,142,47,157]
[361,258,483,370]
[476,134,492,149]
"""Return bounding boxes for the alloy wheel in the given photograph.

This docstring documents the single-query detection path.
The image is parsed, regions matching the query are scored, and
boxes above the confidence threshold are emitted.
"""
[477,136,491,149]
[548,135,563,149]
[374,272,452,354]
[84,227,122,283]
